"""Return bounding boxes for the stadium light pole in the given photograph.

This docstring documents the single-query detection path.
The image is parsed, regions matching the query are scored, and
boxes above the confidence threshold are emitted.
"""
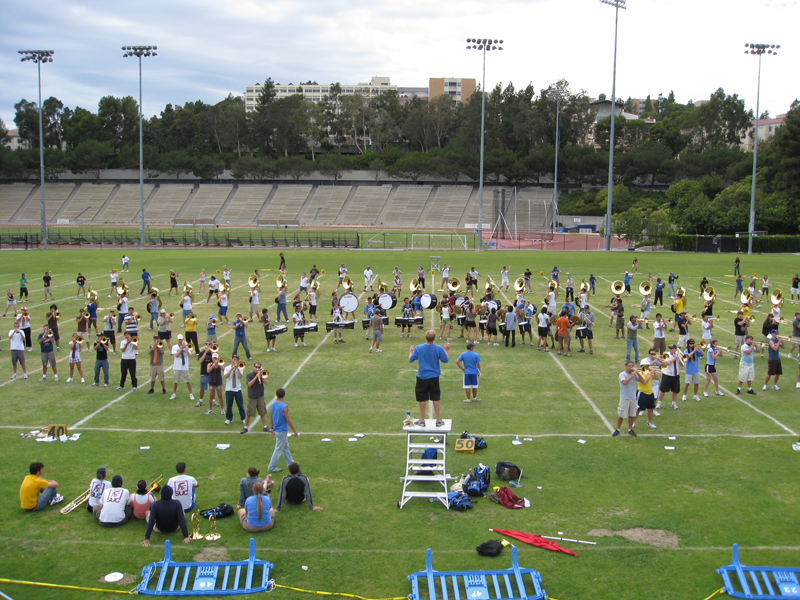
[18,50,54,249]
[548,90,566,231]
[744,42,779,255]
[123,45,157,251]
[467,38,503,250]
[600,0,626,251]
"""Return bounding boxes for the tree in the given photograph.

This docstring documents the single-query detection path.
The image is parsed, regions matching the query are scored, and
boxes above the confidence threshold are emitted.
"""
[97,95,139,151]
[0,117,8,143]
[691,88,751,151]
[595,115,626,151]
[611,207,647,247]
[390,152,432,183]
[428,94,456,149]
[317,154,352,184]
[275,155,312,182]
[484,148,518,183]
[230,155,276,181]
[367,158,385,184]
[762,104,800,204]
[62,107,104,150]
[66,140,115,183]
[192,155,225,180]
[646,209,673,248]
[159,150,196,180]
[615,140,677,186]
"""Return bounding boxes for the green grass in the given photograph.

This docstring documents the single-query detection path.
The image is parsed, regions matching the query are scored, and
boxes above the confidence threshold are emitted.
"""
[1,248,799,600]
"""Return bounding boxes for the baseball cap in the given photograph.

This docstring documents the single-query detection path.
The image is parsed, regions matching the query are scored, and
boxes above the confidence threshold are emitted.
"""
[160,309,166,313]
[640,359,651,366]
[680,310,687,314]
[211,353,219,359]
[668,343,677,349]
[97,467,106,476]
[209,314,215,318]
[177,334,184,340]
[770,329,778,334]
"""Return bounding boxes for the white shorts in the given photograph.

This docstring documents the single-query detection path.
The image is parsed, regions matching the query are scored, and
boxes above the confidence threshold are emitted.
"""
[684,372,700,385]
[618,397,637,418]
[791,287,799,295]
[738,364,755,382]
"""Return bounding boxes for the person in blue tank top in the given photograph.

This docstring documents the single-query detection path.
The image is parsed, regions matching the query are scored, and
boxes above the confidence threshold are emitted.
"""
[409,330,450,427]
[268,388,298,473]
[763,330,785,392]
[703,339,724,398]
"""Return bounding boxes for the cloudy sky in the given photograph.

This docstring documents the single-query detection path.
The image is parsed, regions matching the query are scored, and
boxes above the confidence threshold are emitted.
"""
[1,0,797,130]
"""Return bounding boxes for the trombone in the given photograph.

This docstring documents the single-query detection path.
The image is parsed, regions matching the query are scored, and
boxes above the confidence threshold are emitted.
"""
[156,341,164,349]
[76,336,84,344]
[99,336,109,345]
[210,343,219,352]
[60,488,91,514]
[210,318,217,326]
[237,361,246,370]
[260,369,269,378]
[147,475,163,494]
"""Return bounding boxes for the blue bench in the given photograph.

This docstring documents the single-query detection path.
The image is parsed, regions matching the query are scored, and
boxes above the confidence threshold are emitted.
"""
[137,538,274,596]
[717,544,800,599]
[408,547,547,600]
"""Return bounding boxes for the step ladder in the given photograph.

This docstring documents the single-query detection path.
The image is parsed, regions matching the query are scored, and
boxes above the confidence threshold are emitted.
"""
[407,547,548,600]
[398,419,452,509]
[137,538,274,596]
[717,544,800,599]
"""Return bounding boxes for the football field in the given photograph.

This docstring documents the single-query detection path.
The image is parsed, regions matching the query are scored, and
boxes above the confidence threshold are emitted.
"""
[1,248,798,600]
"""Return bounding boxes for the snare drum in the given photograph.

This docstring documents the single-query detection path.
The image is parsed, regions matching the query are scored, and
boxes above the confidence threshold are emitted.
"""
[340,293,359,313]
[378,292,397,311]
[420,293,438,310]
[487,300,499,312]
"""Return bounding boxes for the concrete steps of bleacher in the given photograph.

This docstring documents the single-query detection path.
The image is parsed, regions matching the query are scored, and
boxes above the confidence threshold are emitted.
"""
[174,184,200,219]
[374,185,399,226]
[141,183,162,218]
[295,185,320,224]
[213,186,240,223]
[457,186,480,229]
[90,184,120,223]
[254,185,278,220]
[332,187,359,224]
[9,185,40,223]
[51,183,82,223]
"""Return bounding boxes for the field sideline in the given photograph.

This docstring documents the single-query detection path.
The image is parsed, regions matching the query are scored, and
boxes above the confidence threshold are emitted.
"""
[1,248,798,600]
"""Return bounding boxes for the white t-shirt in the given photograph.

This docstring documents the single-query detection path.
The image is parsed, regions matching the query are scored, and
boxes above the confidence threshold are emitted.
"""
[119,297,129,314]
[182,297,192,311]
[701,321,713,340]
[224,365,242,392]
[501,269,509,282]
[364,269,373,284]
[209,279,219,291]
[293,312,304,328]
[167,474,198,511]
[110,273,117,284]
[8,329,25,351]
[653,321,666,339]
[300,276,308,288]
[579,293,588,307]
[120,339,136,360]
[537,313,550,328]
[98,487,130,523]
[547,291,556,309]
[89,478,111,508]
[250,290,259,305]
[219,294,228,308]
[172,344,192,371]
[223,269,231,282]
[309,291,317,306]
[122,256,128,265]
[442,267,450,278]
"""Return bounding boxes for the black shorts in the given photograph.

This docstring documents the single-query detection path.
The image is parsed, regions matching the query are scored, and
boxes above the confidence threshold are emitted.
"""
[487,326,497,336]
[659,374,680,394]
[768,360,782,376]
[309,305,317,315]
[158,331,172,341]
[637,392,655,410]
[576,329,593,340]
[415,377,441,403]
[705,364,717,374]
[538,326,549,337]
[103,330,116,345]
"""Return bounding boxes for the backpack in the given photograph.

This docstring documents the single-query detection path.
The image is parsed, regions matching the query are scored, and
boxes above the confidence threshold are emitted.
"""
[460,430,488,450]
[417,447,438,477]
[476,540,504,556]
[495,461,521,481]
[465,464,491,497]
[447,490,473,511]
[199,502,234,519]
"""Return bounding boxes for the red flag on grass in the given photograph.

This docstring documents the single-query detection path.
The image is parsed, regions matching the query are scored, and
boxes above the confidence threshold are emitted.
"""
[491,529,579,557]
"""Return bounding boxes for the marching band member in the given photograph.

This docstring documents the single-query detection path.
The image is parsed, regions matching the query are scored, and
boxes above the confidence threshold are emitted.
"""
[670,291,687,330]
[656,343,682,411]
[703,340,724,398]
[733,310,749,356]
[76,307,89,337]
[551,266,560,282]
[681,339,703,402]
[546,285,557,316]
[279,252,287,273]
[109,269,118,299]
[198,269,207,294]
[416,266,426,290]
[464,302,478,343]
[523,267,532,292]
[576,304,595,354]
[102,310,116,354]
[147,334,166,395]
[336,263,348,291]
[734,255,740,275]
[117,291,128,333]
[157,309,173,348]
[674,310,689,348]
[364,298,375,340]
[791,274,800,305]
[654,277,665,306]
[223,266,232,291]
[611,299,625,339]
[224,355,246,425]
[88,468,111,514]
[196,341,217,408]
[184,313,200,354]
[363,265,374,292]
[700,314,713,345]
[771,300,782,323]
[788,312,800,361]
[66,332,85,383]
[555,309,572,355]
[122,255,129,273]
[504,304,518,348]
[171,334,194,401]
[623,271,633,297]
[117,331,138,391]
[130,480,156,521]
[169,270,180,296]
[439,302,452,341]
[16,308,32,351]
[500,266,510,291]
[308,264,320,286]
[393,266,402,294]
[369,308,384,353]
[276,287,288,323]
[441,264,450,290]
[578,287,589,313]
[8,321,27,379]
[457,341,481,404]
[667,272,679,299]
[46,304,60,351]
[19,272,28,301]
[400,297,413,338]
[519,301,534,346]
[43,271,54,301]
[206,275,220,303]
[486,307,499,346]
[652,313,667,356]
[759,314,776,358]
[330,301,344,344]
[3,289,17,318]
[589,273,597,296]
[180,290,193,326]
[613,361,639,437]
[38,325,57,381]
[736,335,757,395]
[299,272,308,293]
[698,276,709,299]
[293,306,308,348]
[148,291,159,330]
[636,351,658,429]
[124,307,138,341]
[640,295,651,329]
[760,274,770,303]
[92,335,110,387]
[242,362,270,433]
[536,306,551,352]
[261,308,277,352]
[218,286,230,324]
[140,268,152,296]
[763,330,784,392]
[734,274,744,299]
[625,315,644,363]
[249,285,260,321]
[19,462,61,511]
[748,278,759,306]
[307,286,318,323]
[631,256,639,274]
[232,313,252,360]
[564,273,574,302]
[206,352,224,415]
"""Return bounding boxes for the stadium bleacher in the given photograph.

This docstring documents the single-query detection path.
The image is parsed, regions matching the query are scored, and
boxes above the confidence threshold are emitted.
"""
[58,184,113,223]
[260,185,312,223]
[14,184,75,223]
[181,186,230,221]
[337,186,391,226]
[94,184,154,223]
[299,186,351,226]
[0,185,34,222]
[144,186,193,222]
[218,186,271,223]
[420,186,472,228]
[381,186,431,227]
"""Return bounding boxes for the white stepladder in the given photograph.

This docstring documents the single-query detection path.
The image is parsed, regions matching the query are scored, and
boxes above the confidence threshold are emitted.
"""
[398,419,452,509]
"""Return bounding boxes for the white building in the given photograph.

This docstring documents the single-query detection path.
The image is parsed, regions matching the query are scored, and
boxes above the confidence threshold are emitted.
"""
[740,114,787,151]
[244,76,397,112]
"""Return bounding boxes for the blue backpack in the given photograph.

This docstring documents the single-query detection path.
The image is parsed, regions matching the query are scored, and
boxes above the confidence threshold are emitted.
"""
[465,464,491,497]
[417,447,437,476]
[460,430,488,450]
[447,491,473,511]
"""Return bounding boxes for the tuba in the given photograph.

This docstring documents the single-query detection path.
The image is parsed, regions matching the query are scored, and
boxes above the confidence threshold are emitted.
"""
[771,289,784,307]
[611,281,625,295]
[639,281,652,296]
[703,286,716,303]
[276,274,287,289]
[376,278,391,293]
[342,275,353,291]
[410,278,421,293]
[448,278,462,292]
[248,274,260,290]
[183,282,194,302]
[580,279,589,293]
[150,287,163,310]
[513,277,526,293]
[116,282,128,297]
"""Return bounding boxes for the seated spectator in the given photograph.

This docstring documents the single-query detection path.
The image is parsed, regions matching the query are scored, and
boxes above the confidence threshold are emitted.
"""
[276,462,322,511]
[130,479,156,520]
[237,467,273,509]
[237,482,275,533]
[142,485,191,547]
[87,467,111,514]
[94,475,132,527]
[167,461,198,513]
[19,461,62,511]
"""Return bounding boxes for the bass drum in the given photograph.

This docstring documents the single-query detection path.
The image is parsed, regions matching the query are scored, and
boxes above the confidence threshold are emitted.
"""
[420,293,438,310]
[454,294,466,308]
[378,292,397,311]
[487,300,499,312]
[340,293,359,313]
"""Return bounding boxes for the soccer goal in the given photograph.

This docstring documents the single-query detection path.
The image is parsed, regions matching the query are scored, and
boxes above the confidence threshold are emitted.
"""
[411,233,469,250]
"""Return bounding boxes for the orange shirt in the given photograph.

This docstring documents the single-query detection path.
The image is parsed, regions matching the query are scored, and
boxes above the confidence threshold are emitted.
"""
[556,316,571,335]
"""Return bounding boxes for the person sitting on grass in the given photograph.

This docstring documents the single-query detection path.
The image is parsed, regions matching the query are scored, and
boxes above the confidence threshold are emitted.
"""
[142,485,191,547]
[94,474,132,527]
[236,467,273,510]
[237,482,276,532]
[19,461,62,511]
[276,462,323,511]
[130,479,157,520]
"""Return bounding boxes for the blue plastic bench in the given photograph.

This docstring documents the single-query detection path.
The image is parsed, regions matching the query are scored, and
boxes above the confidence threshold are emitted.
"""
[407,547,547,600]
[717,543,800,599]
[137,538,274,596]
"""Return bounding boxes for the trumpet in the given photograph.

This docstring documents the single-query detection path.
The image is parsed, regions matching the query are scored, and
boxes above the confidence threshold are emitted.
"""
[99,336,108,344]
[135,313,142,323]
[156,341,164,349]
[210,343,219,352]
[260,369,269,378]
[539,271,545,277]
[109,310,117,318]
[168,312,175,319]
[54,311,61,319]
[237,361,246,370]
[60,487,91,514]
[241,317,249,324]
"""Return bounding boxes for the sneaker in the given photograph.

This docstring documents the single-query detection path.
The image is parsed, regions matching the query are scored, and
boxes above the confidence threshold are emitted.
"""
[544,348,550,352]
[762,385,768,392]
[376,349,382,353]
[132,387,137,391]
[628,429,637,437]
[494,343,500,346]
[170,393,177,400]
[54,374,58,381]
[368,348,372,353]
[747,389,757,395]
[773,385,780,391]
[103,383,108,387]
[91,382,98,386]
[195,400,203,407]
[557,351,561,355]
[796,382,800,389]
[656,401,663,409]
[565,353,571,357]
[339,340,346,344]
[40,375,46,381]
[653,410,661,416]
[589,350,593,354]
[221,409,225,415]
[263,426,270,433]
[463,399,472,404]
[435,419,445,427]
[205,409,212,415]
[473,398,481,402]
[638,410,644,417]
[295,343,299,347]
[301,342,307,347]
[333,340,338,344]
[48,494,65,506]
[715,391,725,396]
[439,336,442,340]
[578,349,585,353]
[672,402,679,410]
[189,394,195,401]
[681,395,687,401]
[646,421,657,429]
[211,400,219,408]
[66,377,73,383]
[736,388,741,394]
[611,429,620,437]
[224,419,231,425]
[240,427,248,434]
[161,389,165,394]
[703,392,709,397]
[80,378,85,383]
[147,389,154,394]
[693,395,701,402]
[413,419,425,426]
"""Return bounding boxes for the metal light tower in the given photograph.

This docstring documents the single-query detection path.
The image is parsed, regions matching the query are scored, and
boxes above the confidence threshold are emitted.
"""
[18,50,54,249]
[549,90,566,231]
[744,42,779,255]
[600,0,626,251]
[467,38,503,250]
[123,45,157,250]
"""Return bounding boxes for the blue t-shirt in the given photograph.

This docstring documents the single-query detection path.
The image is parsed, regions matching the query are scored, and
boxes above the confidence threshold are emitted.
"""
[364,304,375,316]
[768,338,781,361]
[142,271,150,282]
[457,350,481,375]
[684,348,703,375]
[412,296,421,311]
[410,344,449,379]
[706,348,717,367]
[149,299,158,313]
[623,275,632,286]
[656,281,665,291]
[272,401,288,432]
[87,303,97,319]
[561,302,576,317]
[589,276,596,286]
[38,333,53,353]
[206,321,216,335]
[244,494,272,528]
[278,290,286,306]
[740,344,755,367]
[234,321,245,338]
[551,270,559,280]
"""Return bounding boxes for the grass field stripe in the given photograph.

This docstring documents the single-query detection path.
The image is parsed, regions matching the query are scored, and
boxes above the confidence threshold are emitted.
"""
[718,385,798,436]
